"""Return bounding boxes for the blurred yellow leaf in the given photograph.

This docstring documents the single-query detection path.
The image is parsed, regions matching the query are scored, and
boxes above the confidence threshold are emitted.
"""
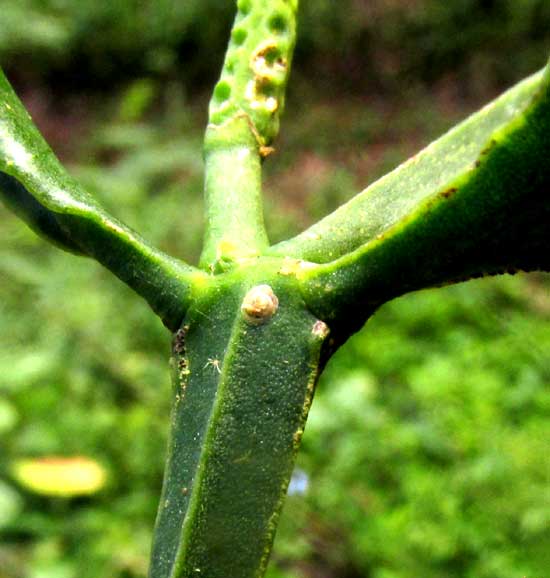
[12,456,107,498]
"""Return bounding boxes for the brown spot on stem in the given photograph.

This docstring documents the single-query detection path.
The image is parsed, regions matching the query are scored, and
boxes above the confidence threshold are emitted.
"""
[312,320,330,340]
[241,285,279,325]
[480,138,497,156]
[260,145,275,158]
[440,187,458,199]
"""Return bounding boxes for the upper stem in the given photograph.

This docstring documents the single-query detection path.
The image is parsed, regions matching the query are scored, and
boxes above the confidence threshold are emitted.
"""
[199,0,298,270]
[200,117,268,270]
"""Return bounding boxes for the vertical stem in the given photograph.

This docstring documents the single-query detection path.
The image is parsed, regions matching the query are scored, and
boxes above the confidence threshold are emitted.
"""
[149,271,329,578]
[199,0,299,271]
[201,117,267,270]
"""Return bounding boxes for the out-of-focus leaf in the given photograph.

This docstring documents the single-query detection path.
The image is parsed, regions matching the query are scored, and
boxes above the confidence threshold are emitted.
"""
[0,481,23,528]
[12,457,108,498]
[0,399,18,433]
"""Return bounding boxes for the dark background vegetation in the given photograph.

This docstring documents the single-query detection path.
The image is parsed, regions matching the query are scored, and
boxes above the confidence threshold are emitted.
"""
[1,1,549,577]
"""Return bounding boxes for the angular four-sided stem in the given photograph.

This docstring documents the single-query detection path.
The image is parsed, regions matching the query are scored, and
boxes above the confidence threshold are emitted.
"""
[1,1,549,577]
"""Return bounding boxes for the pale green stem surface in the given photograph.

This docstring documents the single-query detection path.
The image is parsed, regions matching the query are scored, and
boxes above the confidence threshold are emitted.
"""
[201,118,268,270]
[200,0,298,270]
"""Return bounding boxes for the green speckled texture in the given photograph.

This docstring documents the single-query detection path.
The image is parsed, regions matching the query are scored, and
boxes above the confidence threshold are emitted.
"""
[150,265,327,578]
[200,0,298,270]
[208,0,297,145]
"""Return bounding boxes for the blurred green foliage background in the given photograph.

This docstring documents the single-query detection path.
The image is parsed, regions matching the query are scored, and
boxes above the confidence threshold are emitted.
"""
[1,1,549,577]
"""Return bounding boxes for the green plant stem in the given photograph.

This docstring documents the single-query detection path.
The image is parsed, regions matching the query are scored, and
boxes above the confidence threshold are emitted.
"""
[2,3,549,577]
[298,67,550,334]
[149,262,328,578]
[268,66,548,264]
[201,118,268,270]
[199,0,298,270]
[0,69,204,329]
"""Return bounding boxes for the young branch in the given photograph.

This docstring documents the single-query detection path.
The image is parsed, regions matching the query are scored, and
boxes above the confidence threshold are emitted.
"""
[268,67,548,264]
[0,69,205,330]
[199,0,298,270]
[297,64,550,334]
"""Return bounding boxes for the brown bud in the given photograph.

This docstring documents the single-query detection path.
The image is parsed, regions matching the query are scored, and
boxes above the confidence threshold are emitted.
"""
[241,284,279,325]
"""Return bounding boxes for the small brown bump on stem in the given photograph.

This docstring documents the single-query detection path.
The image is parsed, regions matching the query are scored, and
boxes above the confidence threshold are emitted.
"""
[260,145,275,158]
[440,187,458,199]
[241,284,279,325]
[292,428,304,449]
[312,320,330,340]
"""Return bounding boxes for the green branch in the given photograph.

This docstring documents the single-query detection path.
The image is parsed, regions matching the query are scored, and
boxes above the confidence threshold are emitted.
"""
[199,0,298,270]
[268,66,548,264]
[298,63,550,333]
[0,69,206,330]
[149,268,327,578]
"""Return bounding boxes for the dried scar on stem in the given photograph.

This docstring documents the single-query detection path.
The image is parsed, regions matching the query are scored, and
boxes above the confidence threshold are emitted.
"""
[241,284,279,325]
